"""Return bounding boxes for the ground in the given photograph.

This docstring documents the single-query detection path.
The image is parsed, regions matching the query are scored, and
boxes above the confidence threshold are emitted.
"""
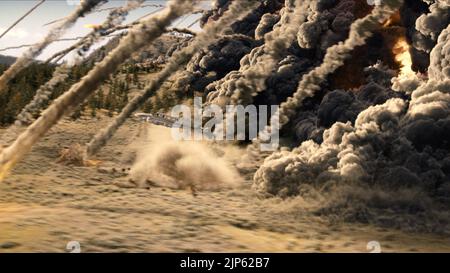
[0,115,449,253]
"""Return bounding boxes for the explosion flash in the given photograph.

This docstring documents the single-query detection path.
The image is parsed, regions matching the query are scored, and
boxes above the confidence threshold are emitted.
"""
[393,37,415,78]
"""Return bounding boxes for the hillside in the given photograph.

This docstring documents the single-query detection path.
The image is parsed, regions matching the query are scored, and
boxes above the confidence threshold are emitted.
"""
[0,54,16,66]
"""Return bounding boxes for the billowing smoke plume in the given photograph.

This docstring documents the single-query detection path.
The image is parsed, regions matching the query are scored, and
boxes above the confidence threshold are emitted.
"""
[277,0,404,126]
[85,0,259,157]
[412,0,450,53]
[249,0,405,153]
[253,12,450,233]
[428,23,450,80]
[0,0,195,181]
[206,0,311,106]
[161,0,282,100]
[0,0,106,91]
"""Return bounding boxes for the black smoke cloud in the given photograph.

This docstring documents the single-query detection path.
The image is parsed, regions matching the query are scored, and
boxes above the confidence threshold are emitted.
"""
[156,0,450,232]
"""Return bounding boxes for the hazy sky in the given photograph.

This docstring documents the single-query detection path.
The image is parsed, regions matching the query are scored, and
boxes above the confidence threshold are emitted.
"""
[0,0,210,60]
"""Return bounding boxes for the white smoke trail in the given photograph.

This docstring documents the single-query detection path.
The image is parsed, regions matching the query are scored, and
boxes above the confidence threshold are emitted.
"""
[46,0,145,63]
[229,0,311,105]
[15,65,71,126]
[85,0,260,157]
[0,0,46,40]
[0,65,71,147]
[0,0,196,181]
[0,0,146,148]
[14,0,146,127]
[0,0,107,91]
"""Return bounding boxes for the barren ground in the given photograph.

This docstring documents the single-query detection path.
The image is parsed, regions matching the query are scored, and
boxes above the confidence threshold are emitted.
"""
[1,116,449,253]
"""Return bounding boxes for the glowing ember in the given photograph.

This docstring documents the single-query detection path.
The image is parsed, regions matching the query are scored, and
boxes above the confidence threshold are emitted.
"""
[382,11,401,28]
[83,24,101,29]
[393,37,414,78]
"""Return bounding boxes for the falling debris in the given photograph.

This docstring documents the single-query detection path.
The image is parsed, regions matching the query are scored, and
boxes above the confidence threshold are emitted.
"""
[1,0,450,247]
[85,0,259,157]
[0,0,195,181]
[0,0,107,91]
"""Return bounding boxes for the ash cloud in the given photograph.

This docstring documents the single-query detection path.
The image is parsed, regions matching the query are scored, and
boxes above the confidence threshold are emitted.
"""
[253,8,450,233]
[206,0,312,107]
[412,0,450,53]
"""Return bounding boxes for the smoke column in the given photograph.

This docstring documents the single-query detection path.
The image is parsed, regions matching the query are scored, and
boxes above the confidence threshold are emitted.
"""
[0,0,196,181]
[255,0,404,150]
[253,24,450,232]
[207,0,311,106]
[85,0,260,157]
[0,0,106,91]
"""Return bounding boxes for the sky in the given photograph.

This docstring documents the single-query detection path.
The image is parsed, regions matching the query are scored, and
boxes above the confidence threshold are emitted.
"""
[0,0,211,60]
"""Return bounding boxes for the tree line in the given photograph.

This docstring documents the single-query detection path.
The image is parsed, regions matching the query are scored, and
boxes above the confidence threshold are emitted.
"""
[0,62,158,126]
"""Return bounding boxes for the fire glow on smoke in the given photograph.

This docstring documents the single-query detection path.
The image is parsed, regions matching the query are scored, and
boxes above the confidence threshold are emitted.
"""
[393,37,414,78]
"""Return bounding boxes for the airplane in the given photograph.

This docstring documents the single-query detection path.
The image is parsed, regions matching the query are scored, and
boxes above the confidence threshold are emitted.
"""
[134,113,177,128]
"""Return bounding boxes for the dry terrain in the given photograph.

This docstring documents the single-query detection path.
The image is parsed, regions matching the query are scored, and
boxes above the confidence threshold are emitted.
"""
[0,115,449,253]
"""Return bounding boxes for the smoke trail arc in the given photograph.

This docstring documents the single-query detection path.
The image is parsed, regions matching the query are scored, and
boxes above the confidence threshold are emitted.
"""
[16,0,146,127]
[85,0,260,157]
[254,0,405,151]
[0,0,196,181]
[0,0,107,91]
[0,0,46,40]
[206,0,312,107]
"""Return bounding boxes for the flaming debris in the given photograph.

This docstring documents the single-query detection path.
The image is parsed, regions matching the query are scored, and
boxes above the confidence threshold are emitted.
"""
[0,0,146,149]
[0,0,449,234]
[85,0,259,157]
[0,0,107,91]
[0,0,196,181]
[83,24,102,30]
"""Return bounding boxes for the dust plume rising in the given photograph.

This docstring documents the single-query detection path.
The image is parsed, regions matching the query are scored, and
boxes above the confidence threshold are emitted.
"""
[130,126,242,191]
[0,0,195,181]
[85,0,259,157]
[0,0,106,91]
